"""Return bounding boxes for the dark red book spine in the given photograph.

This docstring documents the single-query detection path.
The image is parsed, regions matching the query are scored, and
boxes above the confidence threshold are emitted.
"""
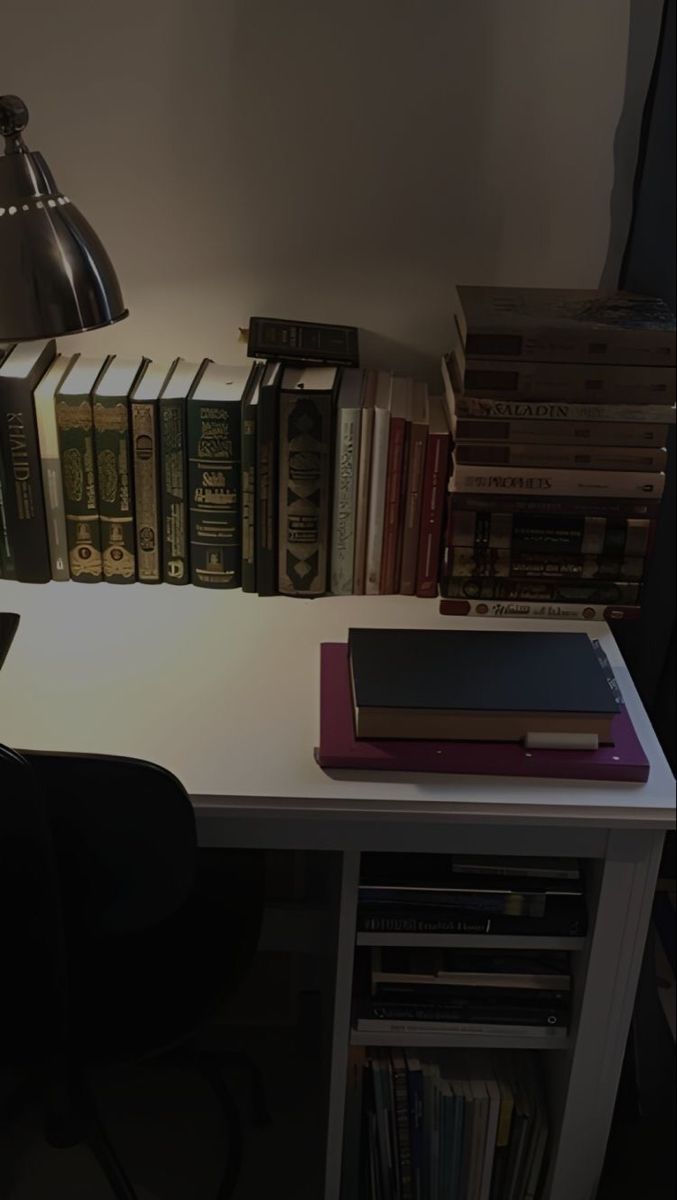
[379,416,407,593]
[415,430,450,598]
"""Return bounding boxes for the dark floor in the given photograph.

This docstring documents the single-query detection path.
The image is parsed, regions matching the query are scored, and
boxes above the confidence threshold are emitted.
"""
[0,1026,325,1200]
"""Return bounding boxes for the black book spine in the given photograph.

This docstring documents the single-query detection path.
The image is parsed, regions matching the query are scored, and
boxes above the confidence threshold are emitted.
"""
[241,392,257,592]
[188,395,241,588]
[358,911,587,936]
[362,1002,567,1026]
[256,376,280,595]
[0,377,51,583]
[278,388,333,596]
[56,387,104,583]
[159,394,190,584]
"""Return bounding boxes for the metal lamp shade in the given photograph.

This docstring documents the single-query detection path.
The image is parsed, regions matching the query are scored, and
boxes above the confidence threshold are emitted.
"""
[0,107,127,341]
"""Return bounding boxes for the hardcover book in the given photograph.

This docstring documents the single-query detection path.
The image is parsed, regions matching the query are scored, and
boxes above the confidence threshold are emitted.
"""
[188,362,252,588]
[450,463,665,500]
[448,286,677,364]
[442,577,640,604]
[330,368,363,595]
[348,627,619,742]
[55,353,112,583]
[451,395,677,424]
[461,359,675,405]
[247,315,359,366]
[441,349,677,423]
[352,369,377,594]
[278,364,339,596]
[415,397,451,598]
[439,598,641,622]
[452,285,676,365]
[448,510,653,557]
[316,642,649,782]
[365,371,393,594]
[452,417,671,447]
[0,340,57,583]
[447,491,660,520]
[33,353,77,581]
[158,358,204,584]
[240,360,266,592]
[93,355,148,583]
[130,362,171,583]
[256,361,283,595]
[399,381,429,595]
[380,376,410,594]
[453,442,667,472]
[446,548,645,582]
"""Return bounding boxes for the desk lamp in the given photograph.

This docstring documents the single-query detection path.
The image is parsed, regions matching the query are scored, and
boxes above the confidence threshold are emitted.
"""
[0,94,127,340]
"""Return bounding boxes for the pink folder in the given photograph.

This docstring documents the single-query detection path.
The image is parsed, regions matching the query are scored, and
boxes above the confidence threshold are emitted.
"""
[316,642,649,782]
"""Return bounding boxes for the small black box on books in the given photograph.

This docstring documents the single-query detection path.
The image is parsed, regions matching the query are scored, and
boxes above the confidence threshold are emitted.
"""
[247,316,360,367]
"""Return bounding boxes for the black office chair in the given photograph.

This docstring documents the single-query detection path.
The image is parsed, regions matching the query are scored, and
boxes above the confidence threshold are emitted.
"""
[0,743,267,1200]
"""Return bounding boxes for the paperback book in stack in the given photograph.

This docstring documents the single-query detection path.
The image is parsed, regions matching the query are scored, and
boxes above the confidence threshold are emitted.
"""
[440,286,676,621]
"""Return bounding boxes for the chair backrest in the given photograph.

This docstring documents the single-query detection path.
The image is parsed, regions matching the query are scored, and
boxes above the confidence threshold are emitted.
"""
[0,611,19,672]
[24,751,198,938]
[0,743,69,1064]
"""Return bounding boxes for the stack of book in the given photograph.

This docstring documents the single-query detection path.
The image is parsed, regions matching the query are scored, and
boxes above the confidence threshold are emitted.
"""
[355,946,572,1040]
[348,1047,548,1200]
[0,337,451,597]
[317,628,650,782]
[440,286,676,621]
[357,852,585,940]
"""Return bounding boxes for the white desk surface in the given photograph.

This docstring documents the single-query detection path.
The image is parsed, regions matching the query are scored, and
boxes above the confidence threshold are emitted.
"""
[0,582,674,830]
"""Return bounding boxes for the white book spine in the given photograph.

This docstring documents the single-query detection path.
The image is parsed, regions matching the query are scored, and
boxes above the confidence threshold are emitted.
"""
[330,405,361,595]
[365,406,391,593]
[33,358,71,581]
[452,396,677,423]
[451,464,665,499]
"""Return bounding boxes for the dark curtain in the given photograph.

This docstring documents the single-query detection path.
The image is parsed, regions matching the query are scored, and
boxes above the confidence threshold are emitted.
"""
[614,0,676,772]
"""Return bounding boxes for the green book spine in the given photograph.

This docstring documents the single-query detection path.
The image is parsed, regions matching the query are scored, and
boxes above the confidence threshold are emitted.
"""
[56,392,103,582]
[188,396,241,588]
[241,398,257,593]
[131,398,162,583]
[159,394,189,584]
[93,394,136,583]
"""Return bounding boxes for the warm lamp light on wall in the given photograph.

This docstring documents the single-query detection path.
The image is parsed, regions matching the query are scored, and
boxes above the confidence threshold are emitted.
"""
[0,94,127,341]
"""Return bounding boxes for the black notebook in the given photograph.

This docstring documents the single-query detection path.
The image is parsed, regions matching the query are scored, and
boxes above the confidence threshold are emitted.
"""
[348,629,619,742]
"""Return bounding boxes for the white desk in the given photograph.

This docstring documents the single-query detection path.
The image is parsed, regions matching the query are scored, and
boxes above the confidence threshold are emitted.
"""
[1,581,675,1200]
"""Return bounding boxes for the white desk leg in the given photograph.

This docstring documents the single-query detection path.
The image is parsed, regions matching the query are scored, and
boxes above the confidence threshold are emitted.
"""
[547,828,664,1200]
[324,850,361,1200]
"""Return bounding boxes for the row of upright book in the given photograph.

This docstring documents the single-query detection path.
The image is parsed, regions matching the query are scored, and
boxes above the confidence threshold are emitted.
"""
[348,1048,548,1200]
[440,286,676,621]
[0,340,450,595]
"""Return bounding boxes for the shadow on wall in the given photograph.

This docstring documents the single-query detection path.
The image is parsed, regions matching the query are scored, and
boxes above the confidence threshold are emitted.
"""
[600,0,665,288]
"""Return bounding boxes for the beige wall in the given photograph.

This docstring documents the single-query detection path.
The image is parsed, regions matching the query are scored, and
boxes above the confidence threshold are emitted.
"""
[3,0,659,378]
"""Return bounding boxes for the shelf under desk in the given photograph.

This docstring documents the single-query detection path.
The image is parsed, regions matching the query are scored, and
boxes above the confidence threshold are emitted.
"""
[0,581,674,1200]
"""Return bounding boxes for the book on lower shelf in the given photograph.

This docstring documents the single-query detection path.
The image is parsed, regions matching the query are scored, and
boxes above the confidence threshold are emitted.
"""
[345,1047,549,1200]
